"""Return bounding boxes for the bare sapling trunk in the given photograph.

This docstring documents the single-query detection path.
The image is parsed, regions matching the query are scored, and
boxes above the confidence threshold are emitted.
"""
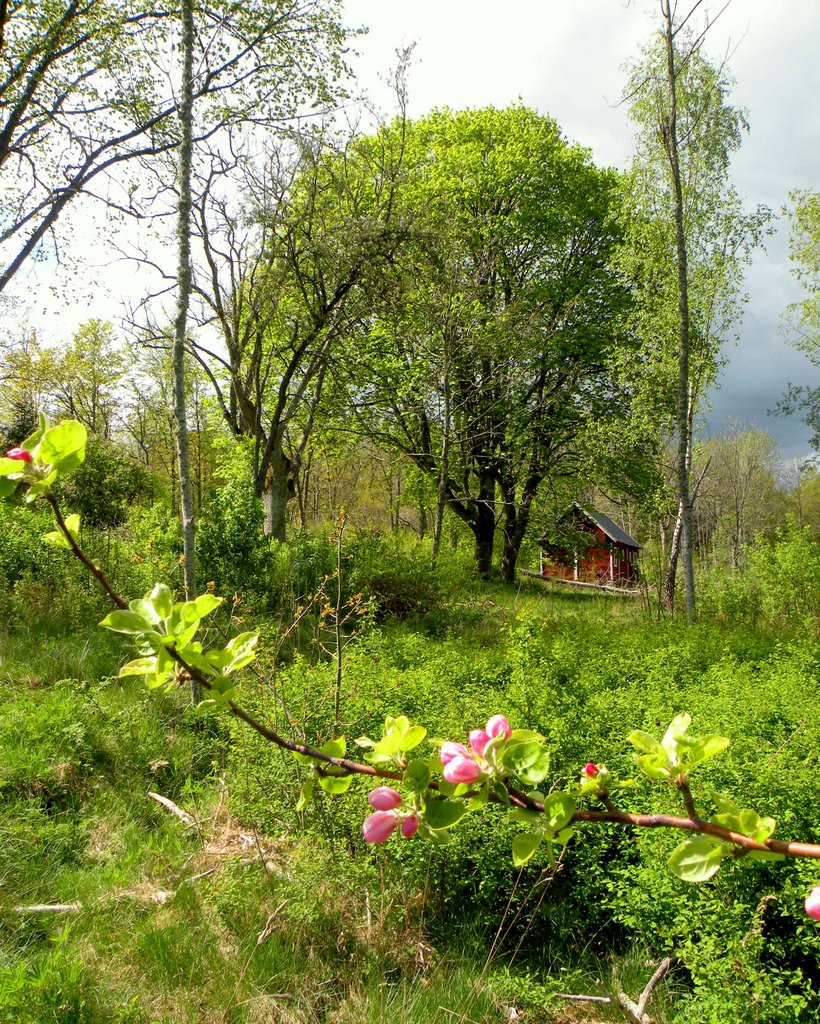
[662,0,696,622]
[172,0,199,700]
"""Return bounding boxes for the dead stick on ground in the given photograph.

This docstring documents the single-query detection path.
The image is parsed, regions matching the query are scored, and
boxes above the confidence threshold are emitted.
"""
[13,903,82,914]
[556,956,676,1024]
[147,791,197,826]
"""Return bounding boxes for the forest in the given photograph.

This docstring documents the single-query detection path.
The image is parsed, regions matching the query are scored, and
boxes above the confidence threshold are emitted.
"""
[1,2,819,1023]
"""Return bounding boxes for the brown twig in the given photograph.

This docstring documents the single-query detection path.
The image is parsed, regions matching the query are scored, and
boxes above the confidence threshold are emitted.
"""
[46,492,127,609]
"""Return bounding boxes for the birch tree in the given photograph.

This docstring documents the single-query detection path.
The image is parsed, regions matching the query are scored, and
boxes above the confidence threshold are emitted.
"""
[0,0,351,292]
[623,2,769,616]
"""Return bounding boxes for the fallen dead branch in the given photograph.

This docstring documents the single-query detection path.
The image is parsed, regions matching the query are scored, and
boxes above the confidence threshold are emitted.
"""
[556,956,676,1024]
[147,790,197,826]
[13,903,82,914]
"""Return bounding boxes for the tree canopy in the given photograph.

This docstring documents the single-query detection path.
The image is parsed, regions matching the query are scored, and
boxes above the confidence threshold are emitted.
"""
[0,0,351,291]
[337,106,639,579]
[780,189,820,452]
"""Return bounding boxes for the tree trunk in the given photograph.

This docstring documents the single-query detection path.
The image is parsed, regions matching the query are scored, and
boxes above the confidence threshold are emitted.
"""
[473,520,495,579]
[261,452,290,541]
[432,481,447,562]
[500,501,526,584]
[471,470,496,578]
[172,0,199,701]
[662,1,696,623]
[663,499,683,610]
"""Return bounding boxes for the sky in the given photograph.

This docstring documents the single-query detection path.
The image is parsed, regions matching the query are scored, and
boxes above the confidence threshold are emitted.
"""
[4,0,819,460]
[341,0,820,461]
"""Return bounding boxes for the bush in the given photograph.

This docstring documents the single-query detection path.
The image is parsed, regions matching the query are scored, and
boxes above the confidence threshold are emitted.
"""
[699,521,820,627]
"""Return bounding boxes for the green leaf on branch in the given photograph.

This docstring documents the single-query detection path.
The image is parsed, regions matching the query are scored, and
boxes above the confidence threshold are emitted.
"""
[710,792,776,842]
[628,729,663,754]
[146,648,174,691]
[404,760,431,792]
[668,835,728,882]
[502,740,551,785]
[0,456,29,478]
[118,656,158,677]
[420,824,452,845]
[100,610,157,635]
[509,806,541,825]
[677,734,731,773]
[492,781,511,805]
[541,792,576,833]
[129,597,163,625]
[175,644,216,675]
[399,724,427,752]
[424,798,469,830]
[221,632,259,673]
[180,593,224,624]
[468,784,489,810]
[296,779,314,812]
[320,737,346,759]
[37,420,87,474]
[204,676,236,708]
[364,714,425,766]
[43,513,80,549]
[318,772,353,795]
[629,714,730,779]
[512,831,542,866]
[25,472,57,501]
[149,583,174,619]
[509,729,544,743]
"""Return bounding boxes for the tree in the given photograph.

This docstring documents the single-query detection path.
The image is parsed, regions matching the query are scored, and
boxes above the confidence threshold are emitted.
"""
[172,0,197,612]
[0,330,52,444]
[779,189,820,452]
[1,320,128,444]
[339,106,635,580]
[694,425,784,567]
[47,320,129,438]
[623,5,769,615]
[0,0,351,292]
[176,126,405,541]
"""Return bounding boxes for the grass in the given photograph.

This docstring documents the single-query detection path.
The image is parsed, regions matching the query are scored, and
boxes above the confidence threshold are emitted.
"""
[1,542,819,1023]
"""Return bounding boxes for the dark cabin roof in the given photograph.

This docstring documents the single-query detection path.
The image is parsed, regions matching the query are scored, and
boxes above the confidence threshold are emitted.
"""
[575,504,641,550]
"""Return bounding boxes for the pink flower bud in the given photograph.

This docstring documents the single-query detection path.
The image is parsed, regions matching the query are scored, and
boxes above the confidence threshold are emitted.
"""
[485,714,512,740]
[469,729,491,757]
[401,815,419,838]
[442,754,482,785]
[5,447,32,463]
[362,810,399,844]
[583,763,599,777]
[805,886,820,921]
[368,786,402,811]
[440,741,471,765]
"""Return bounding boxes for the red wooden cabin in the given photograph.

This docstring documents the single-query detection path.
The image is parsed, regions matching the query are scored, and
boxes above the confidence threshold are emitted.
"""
[540,504,640,584]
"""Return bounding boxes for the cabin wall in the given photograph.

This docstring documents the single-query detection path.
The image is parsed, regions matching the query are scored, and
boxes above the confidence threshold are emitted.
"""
[540,523,638,583]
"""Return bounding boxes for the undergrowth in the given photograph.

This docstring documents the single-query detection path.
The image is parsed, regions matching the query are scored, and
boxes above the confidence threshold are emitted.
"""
[1,526,818,1022]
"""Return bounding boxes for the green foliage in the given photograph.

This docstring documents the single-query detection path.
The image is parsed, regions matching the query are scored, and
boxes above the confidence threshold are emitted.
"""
[339,104,634,577]
[699,521,820,625]
[100,582,258,708]
[197,476,266,593]
[56,435,152,530]
[780,189,820,450]
[5,413,820,1021]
